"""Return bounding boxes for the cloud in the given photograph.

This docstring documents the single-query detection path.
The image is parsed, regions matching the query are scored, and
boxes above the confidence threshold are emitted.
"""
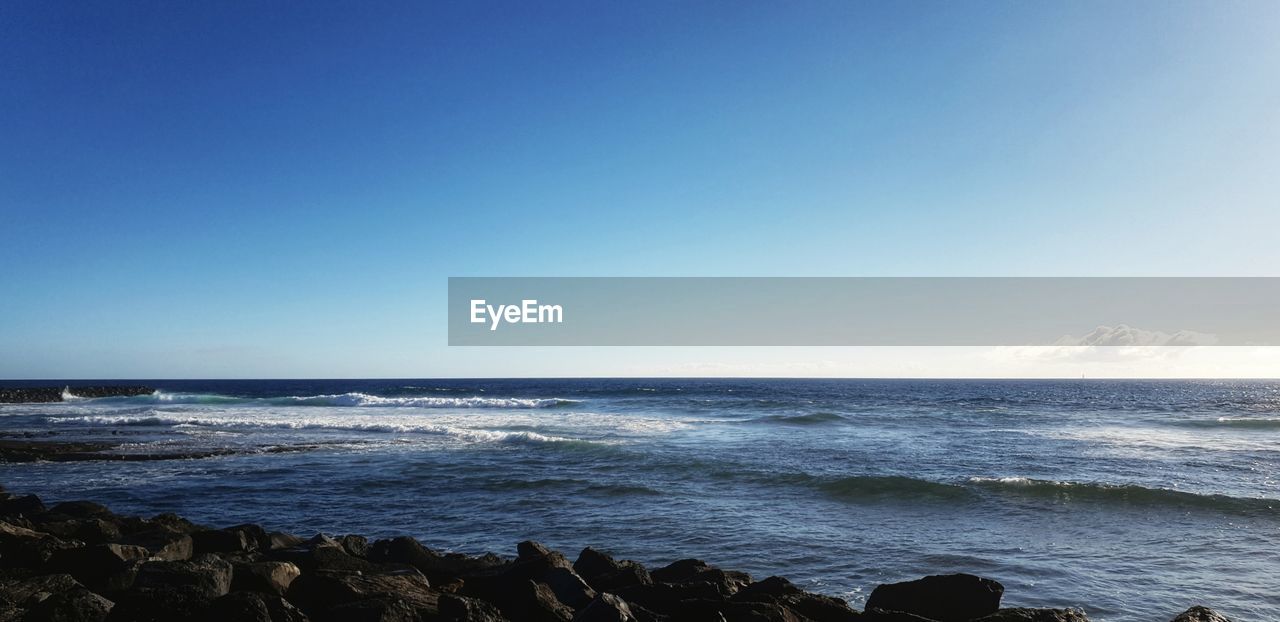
[1053,324,1219,347]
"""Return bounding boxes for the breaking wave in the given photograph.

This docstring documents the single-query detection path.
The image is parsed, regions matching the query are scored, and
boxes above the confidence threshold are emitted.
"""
[967,477,1279,513]
[82,392,576,409]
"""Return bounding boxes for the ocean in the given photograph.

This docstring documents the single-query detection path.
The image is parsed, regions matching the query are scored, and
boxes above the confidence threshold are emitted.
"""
[0,379,1276,620]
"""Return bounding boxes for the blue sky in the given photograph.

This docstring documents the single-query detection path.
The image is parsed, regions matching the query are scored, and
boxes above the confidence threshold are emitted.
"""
[2,2,1278,378]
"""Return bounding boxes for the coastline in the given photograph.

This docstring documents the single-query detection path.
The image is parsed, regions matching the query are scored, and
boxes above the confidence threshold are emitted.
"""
[0,488,1229,622]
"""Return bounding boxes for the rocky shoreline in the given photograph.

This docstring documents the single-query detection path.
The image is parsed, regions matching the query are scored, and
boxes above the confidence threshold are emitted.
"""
[0,489,1232,622]
[0,387,155,404]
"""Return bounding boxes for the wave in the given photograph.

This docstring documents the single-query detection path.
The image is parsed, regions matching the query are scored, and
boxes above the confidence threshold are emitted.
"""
[751,412,847,425]
[79,392,576,409]
[967,477,1278,513]
[817,475,970,500]
[48,414,580,445]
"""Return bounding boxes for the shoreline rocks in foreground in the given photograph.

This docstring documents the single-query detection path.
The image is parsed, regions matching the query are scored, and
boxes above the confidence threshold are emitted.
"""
[0,387,155,404]
[0,489,1233,622]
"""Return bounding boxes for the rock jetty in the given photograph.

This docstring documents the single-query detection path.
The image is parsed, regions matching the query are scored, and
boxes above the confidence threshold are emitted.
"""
[0,387,155,404]
[0,489,1234,621]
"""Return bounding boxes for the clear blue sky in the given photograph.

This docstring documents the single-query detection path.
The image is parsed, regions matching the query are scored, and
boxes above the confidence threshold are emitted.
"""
[2,1,1277,378]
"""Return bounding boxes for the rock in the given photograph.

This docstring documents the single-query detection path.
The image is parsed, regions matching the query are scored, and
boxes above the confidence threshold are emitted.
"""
[268,533,303,551]
[0,573,82,607]
[650,559,750,598]
[733,576,860,621]
[23,586,114,622]
[231,561,301,596]
[865,574,1003,622]
[320,597,419,622]
[268,543,379,574]
[1170,606,1232,622]
[974,608,1090,621]
[612,581,725,617]
[145,513,203,535]
[338,535,369,558]
[368,536,505,584]
[46,544,150,590]
[132,555,233,600]
[201,591,309,622]
[192,529,256,555]
[574,548,652,593]
[225,525,273,553]
[286,570,437,616]
[573,593,637,622]
[505,542,596,610]
[118,530,193,562]
[46,501,115,520]
[35,519,122,545]
[862,609,937,621]
[0,496,45,519]
[0,522,80,568]
[438,592,509,622]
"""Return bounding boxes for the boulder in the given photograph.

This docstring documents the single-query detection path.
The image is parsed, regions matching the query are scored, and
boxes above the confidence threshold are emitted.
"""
[338,535,369,558]
[131,555,233,599]
[320,597,419,622]
[0,496,46,518]
[573,548,652,593]
[268,543,380,574]
[1170,606,1233,622]
[438,592,509,622]
[46,544,150,590]
[506,542,596,610]
[573,593,637,622]
[231,561,301,596]
[268,532,304,551]
[368,536,505,584]
[34,519,122,545]
[45,501,115,520]
[201,591,309,622]
[732,576,860,621]
[286,570,437,616]
[650,559,750,598]
[23,586,114,622]
[0,573,82,607]
[0,522,80,569]
[865,574,1003,622]
[117,530,193,562]
[192,529,256,555]
[974,608,1089,621]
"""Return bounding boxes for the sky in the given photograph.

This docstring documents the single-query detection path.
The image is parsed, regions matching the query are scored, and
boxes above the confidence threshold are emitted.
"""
[2,1,1278,378]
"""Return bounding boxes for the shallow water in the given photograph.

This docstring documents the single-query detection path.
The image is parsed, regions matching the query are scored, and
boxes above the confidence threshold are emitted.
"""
[1,379,1277,620]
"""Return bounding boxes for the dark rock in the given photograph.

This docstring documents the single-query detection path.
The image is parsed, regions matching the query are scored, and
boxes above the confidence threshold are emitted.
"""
[0,496,45,519]
[861,609,935,621]
[1170,606,1232,622]
[192,529,257,555]
[0,522,80,569]
[201,591,309,622]
[505,542,596,610]
[231,561,301,596]
[733,576,860,621]
[132,554,233,599]
[610,582,726,617]
[46,544,150,590]
[117,530,193,562]
[973,608,1089,621]
[865,574,1003,622]
[226,525,273,552]
[338,535,369,558]
[650,559,750,598]
[286,570,436,616]
[573,593,637,622]
[438,592,509,622]
[268,543,379,574]
[0,386,153,403]
[0,573,82,607]
[145,513,203,535]
[368,536,506,585]
[35,519,122,545]
[107,555,235,621]
[23,586,114,622]
[46,501,115,520]
[574,548,652,593]
[268,533,303,551]
[320,597,418,622]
